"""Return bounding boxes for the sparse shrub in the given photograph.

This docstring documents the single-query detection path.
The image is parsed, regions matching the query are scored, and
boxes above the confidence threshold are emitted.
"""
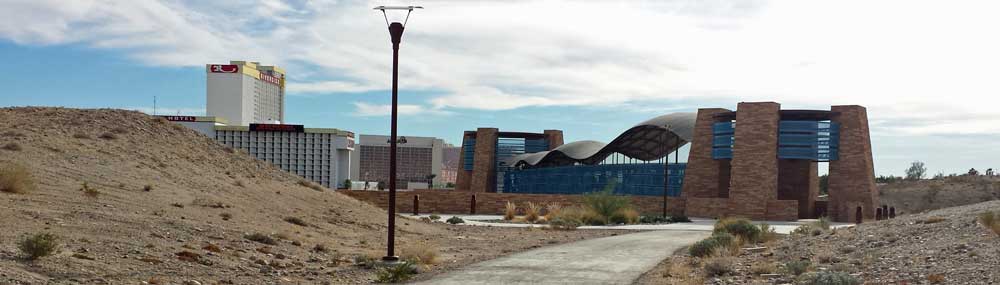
[244,233,277,245]
[220,213,232,221]
[446,216,464,224]
[234,180,245,187]
[298,180,324,191]
[202,244,222,253]
[544,203,562,221]
[703,257,734,276]
[714,217,762,243]
[977,211,1000,236]
[374,261,417,283]
[428,214,441,221]
[639,215,669,224]
[2,142,22,151]
[525,202,541,223]
[504,201,517,221]
[170,202,184,208]
[609,208,640,224]
[312,244,328,253]
[758,223,778,243]
[73,132,91,139]
[785,260,811,276]
[920,216,947,224]
[354,252,379,268]
[18,233,59,260]
[342,179,352,189]
[750,262,777,275]
[143,184,153,191]
[0,163,35,194]
[817,251,838,263]
[581,187,632,225]
[548,217,581,230]
[815,216,831,230]
[668,216,692,223]
[80,182,100,197]
[284,217,308,227]
[402,242,438,265]
[98,132,118,140]
[927,273,946,284]
[801,271,861,285]
[837,245,857,254]
[689,232,735,257]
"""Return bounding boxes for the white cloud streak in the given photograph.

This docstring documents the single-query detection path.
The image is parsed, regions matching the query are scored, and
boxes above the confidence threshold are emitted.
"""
[2,0,1000,135]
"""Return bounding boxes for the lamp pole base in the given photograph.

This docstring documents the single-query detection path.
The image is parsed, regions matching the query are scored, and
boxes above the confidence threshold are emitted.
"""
[382,256,400,262]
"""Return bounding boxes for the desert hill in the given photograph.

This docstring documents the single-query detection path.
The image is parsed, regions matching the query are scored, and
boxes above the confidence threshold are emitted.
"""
[879,175,1000,214]
[0,107,620,284]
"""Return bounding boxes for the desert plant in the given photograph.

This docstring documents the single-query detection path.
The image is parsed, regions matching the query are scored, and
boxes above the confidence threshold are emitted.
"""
[429,214,441,221]
[0,163,35,194]
[312,244,328,253]
[504,201,517,221]
[402,242,438,265]
[220,213,232,221]
[446,216,464,224]
[785,260,811,276]
[714,217,762,243]
[524,202,541,223]
[143,184,153,191]
[905,161,927,180]
[817,250,838,264]
[758,223,779,243]
[284,217,308,227]
[544,203,562,221]
[801,271,861,285]
[689,232,735,257]
[639,215,669,224]
[668,216,692,223]
[244,233,277,245]
[374,261,417,283]
[815,216,832,230]
[609,207,640,224]
[298,180,324,191]
[920,216,947,224]
[750,262,777,275]
[18,232,59,260]
[72,132,91,139]
[927,273,946,284]
[581,187,632,225]
[2,142,22,151]
[978,211,1000,236]
[547,217,581,230]
[80,182,100,197]
[343,179,352,189]
[703,257,734,276]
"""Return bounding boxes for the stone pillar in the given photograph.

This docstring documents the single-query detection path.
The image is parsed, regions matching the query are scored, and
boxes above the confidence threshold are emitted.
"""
[681,108,732,200]
[777,159,819,219]
[727,102,780,220]
[828,105,879,223]
[470,128,499,193]
[543,129,564,150]
[455,132,475,191]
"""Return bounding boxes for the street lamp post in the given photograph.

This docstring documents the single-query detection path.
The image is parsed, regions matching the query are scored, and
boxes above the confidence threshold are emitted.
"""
[374,5,422,262]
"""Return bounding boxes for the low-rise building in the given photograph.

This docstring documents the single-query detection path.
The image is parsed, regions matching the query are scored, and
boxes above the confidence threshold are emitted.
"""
[349,134,446,189]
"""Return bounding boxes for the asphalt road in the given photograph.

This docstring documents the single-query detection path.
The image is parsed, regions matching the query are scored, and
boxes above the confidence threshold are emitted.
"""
[413,230,710,285]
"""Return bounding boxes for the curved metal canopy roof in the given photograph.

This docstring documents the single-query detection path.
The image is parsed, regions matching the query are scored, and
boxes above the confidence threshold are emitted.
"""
[509,112,696,168]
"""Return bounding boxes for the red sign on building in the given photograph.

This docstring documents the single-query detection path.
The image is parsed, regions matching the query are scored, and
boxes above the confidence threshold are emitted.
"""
[249,123,304,132]
[209,64,239,73]
[260,72,282,85]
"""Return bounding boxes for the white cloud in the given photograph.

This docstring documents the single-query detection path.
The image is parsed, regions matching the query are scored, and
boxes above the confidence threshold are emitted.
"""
[2,0,1000,135]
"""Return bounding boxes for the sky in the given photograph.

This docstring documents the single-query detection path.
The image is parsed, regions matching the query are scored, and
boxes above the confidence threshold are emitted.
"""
[1,0,999,176]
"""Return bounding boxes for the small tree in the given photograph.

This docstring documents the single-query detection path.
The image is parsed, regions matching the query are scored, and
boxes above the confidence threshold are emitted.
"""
[987,168,995,176]
[818,174,829,195]
[905,161,927,180]
[968,168,980,176]
[343,179,352,189]
[376,181,386,191]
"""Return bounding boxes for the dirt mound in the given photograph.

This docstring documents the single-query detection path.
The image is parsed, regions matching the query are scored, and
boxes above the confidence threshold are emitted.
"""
[879,176,1000,214]
[0,107,425,283]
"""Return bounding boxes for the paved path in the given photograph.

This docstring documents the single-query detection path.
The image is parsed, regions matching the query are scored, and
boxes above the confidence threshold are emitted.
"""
[406,214,853,234]
[413,230,710,285]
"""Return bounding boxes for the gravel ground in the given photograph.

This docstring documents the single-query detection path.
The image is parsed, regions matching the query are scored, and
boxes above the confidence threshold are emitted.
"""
[635,199,1000,284]
[0,107,634,284]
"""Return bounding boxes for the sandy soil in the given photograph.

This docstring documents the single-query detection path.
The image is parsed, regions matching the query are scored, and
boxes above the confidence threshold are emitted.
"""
[0,107,632,284]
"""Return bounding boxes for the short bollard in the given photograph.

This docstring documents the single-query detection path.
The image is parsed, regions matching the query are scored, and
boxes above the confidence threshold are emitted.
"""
[413,195,420,216]
[470,194,477,215]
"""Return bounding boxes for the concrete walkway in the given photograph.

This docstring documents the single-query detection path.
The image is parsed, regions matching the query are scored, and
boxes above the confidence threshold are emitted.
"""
[406,214,853,234]
[413,230,710,285]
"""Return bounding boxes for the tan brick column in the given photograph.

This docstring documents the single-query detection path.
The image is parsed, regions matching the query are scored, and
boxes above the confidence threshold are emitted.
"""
[828,105,879,222]
[470,128,499,193]
[543,130,564,150]
[681,108,732,200]
[727,102,780,220]
[455,132,475,191]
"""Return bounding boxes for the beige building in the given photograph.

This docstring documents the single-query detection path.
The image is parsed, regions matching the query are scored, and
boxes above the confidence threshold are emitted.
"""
[206,61,285,126]
[349,134,446,189]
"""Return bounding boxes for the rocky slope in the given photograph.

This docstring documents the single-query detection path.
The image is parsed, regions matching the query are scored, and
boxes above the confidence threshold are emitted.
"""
[879,176,1000,214]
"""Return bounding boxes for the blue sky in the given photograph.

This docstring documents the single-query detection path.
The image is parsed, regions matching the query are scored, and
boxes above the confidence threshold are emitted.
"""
[2,0,1000,176]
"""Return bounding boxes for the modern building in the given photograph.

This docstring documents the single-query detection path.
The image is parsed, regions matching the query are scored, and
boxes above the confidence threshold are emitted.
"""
[470,102,879,222]
[439,146,461,186]
[206,61,285,126]
[456,129,564,193]
[160,116,355,189]
[349,134,446,189]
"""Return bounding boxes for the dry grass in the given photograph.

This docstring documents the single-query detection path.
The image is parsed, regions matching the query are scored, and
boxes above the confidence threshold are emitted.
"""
[750,262,777,275]
[80,182,100,198]
[402,242,439,265]
[298,180,324,191]
[927,273,946,284]
[920,216,948,224]
[0,163,35,194]
[524,202,541,223]
[703,256,734,277]
[978,211,1000,236]
[611,208,640,224]
[18,232,59,260]
[284,216,309,227]
[2,142,22,151]
[544,203,562,221]
[504,201,517,221]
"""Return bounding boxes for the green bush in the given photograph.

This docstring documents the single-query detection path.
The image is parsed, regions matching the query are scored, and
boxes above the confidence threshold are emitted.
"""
[608,208,639,224]
[815,216,832,230]
[374,261,418,283]
[244,233,277,245]
[689,232,734,257]
[581,182,632,224]
[801,271,861,285]
[639,216,669,224]
[0,163,35,194]
[428,214,441,221]
[704,257,734,276]
[785,260,811,276]
[446,216,464,224]
[669,216,692,223]
[18,233,59,260]
[714,218,762,243]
